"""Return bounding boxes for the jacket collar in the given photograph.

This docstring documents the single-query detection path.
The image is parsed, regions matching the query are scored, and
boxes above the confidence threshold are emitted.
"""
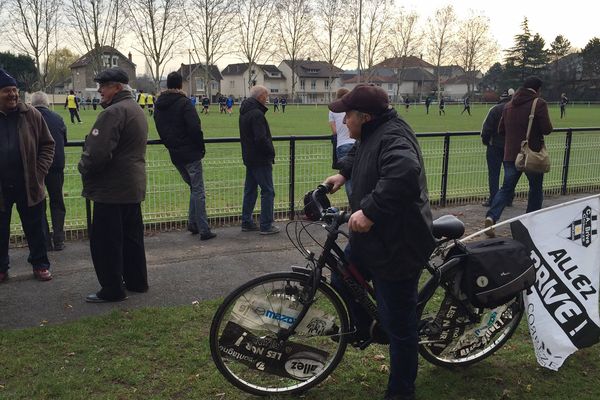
[360,108,397,139]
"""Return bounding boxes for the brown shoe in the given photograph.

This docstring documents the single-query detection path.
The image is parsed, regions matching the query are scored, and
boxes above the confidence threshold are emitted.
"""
[33,268,53,281]
[484,217,496,238]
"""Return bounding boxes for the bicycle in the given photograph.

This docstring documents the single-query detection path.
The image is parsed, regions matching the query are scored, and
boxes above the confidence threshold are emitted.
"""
[209,185,524,396]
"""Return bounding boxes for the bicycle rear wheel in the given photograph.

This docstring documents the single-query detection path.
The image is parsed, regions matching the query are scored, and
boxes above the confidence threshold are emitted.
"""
[418,287,524,368]
[209,272,349,396]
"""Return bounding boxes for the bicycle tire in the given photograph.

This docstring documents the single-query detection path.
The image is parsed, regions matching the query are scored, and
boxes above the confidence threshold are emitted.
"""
[418,288,524,368]
[209,272,350,396]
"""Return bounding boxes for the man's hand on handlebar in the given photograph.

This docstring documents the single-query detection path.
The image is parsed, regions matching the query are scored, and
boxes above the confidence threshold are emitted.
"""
[348,210,374,233]
[323,174,346,194]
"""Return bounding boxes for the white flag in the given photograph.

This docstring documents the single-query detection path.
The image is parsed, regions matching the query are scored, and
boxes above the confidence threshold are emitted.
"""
[510,195,600,370]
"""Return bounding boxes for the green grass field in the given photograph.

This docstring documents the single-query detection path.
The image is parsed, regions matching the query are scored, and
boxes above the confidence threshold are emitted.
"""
[10,102,600,237]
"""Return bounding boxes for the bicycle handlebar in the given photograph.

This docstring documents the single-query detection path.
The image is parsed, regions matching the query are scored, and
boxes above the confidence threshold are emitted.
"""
[313,184,351,225]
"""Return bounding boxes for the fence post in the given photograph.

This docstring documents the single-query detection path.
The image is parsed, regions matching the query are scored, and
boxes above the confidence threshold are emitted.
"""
[289,137,296,220]
[440,133,451,207]
[561,128,573,195]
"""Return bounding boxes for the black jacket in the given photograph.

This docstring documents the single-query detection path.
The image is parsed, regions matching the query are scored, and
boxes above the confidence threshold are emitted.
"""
[340,109,435,281]
[79,90,148,204]
[153,90,205,165]
[480,97,510,149]
[239,97,275,167]
[36,106,67,171]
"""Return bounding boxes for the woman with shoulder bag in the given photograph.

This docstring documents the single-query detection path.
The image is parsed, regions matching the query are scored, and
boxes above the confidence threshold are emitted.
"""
[484,76,553,237]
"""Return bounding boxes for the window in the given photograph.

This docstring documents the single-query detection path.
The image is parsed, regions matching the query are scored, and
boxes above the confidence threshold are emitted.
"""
[388,84,393,90]
[300,80,305,90]
[310,80,316,90]
[211,81,218,90]
[324,80,329,89]
[102,55,111,68]
[112,56,118,66]
[270,89,279,93]
[195,78,205,91]
[229,80,235,89]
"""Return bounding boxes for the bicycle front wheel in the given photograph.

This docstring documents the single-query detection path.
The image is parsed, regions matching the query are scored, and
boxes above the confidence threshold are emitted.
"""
[209,272,350,396]
[418,289,524,368]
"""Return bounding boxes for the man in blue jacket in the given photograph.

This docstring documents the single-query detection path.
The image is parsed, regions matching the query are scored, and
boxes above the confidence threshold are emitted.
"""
[324,84,435,400]
[239,85,278,234]
[153,71,216,241]
[31,91,67,251]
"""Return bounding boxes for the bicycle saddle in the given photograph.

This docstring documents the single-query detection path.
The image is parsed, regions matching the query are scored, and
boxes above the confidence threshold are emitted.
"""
[432,215,465,239]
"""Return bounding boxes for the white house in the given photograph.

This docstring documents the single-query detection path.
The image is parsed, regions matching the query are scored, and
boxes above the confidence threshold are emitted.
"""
[220,63,285,100]
[278,59,344,103]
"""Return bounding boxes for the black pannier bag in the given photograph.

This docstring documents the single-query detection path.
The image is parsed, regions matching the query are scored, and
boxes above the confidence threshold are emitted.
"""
[447,238,536,308]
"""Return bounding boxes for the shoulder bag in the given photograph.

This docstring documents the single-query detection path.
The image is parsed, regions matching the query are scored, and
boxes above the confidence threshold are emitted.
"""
[515,97,551,173]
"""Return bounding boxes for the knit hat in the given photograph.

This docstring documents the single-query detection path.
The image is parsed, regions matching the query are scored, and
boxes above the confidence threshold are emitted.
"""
[0,69,18,89]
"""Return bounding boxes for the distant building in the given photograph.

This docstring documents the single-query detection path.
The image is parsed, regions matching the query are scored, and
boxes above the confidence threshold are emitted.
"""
[178,63,222,101]
[221,63,285,100]
[278,59,343,103]
[69,46,136,94]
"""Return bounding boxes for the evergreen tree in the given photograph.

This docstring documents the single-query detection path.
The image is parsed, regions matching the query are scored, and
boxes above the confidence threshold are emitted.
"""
[0,52,38,91]
[479,62,504,92]
[549,35,572,61]
[504,18,548,84]
[581,37,600,88]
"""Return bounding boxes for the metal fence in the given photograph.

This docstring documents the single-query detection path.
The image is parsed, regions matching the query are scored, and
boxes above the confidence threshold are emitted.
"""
[9,127,600,243]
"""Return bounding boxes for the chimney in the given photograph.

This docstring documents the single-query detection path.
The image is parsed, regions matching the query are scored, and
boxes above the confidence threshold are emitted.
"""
[128,52,132,62]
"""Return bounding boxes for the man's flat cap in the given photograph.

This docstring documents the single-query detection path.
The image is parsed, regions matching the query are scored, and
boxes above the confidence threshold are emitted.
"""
[94,67,129,84]
[328,84,389,115]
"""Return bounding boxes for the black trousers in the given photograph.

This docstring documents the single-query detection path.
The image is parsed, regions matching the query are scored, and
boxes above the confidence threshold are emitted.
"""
[43,170,66,247]
[68,108,81,123]
[90,202,148,299]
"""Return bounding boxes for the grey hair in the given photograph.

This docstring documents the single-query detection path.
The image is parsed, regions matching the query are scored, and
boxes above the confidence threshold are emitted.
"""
[250,85,268,99]
[31,91,50,107]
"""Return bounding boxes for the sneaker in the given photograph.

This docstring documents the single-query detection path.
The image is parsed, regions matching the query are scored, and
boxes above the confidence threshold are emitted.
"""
[484,217,496,238]
[200,232,217,241]
[33,268,53,281]
[260,226,280,235]
[0,271,8,283]
[241,223,259,232]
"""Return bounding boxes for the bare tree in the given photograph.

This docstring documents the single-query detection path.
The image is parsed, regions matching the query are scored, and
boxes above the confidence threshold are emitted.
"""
[350,0,390,82]
[235,0,277,93]
[426,5,456,99]
[313,0,352,101]
[184,0,235,99]
[65,0,124,75]
[388,8,422,101]
[454,12,498,95]
[8,0,61,91]
[277,0,313,102]
[127,0,184,93]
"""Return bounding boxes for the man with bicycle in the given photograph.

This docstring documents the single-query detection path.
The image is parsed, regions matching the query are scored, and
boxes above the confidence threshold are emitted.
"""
[325,84,435,400]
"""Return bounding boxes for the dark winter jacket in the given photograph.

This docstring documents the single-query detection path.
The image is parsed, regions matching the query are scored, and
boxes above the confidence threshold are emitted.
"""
[499,88,553,162]
[36,106,67,171]
[78,90,148,204]
[153,89,206,165]
[480,97,511,149]
[0,103,55,211]
[340,108,435,281]
[239,97,275,167]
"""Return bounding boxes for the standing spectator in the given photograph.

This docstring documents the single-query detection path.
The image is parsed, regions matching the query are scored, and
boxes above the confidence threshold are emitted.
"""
[239,85,279,235]
[79,67,149,302]
[324,84,435,400]
[92,96,100,110]
[137,90,147,109]
[273,97,279,112]
[425,96,432,114]
[404,96,410,111]
[32,91,68,251]
[560,93,568,119]
[461,95,471,116]
[226,96,234,116]
[280,96,287,113]
[146,92,155,116]
[328,87,355,200]
[64,90,82,124]
[0,69,55,283]
[154,72,216,241]
[201,96,210,114]
[484,76,553,236]
[438,96,445,116]
[480,89,514,207]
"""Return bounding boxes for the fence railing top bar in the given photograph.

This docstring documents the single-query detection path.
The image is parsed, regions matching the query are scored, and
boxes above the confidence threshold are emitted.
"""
[63,126,600,148]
